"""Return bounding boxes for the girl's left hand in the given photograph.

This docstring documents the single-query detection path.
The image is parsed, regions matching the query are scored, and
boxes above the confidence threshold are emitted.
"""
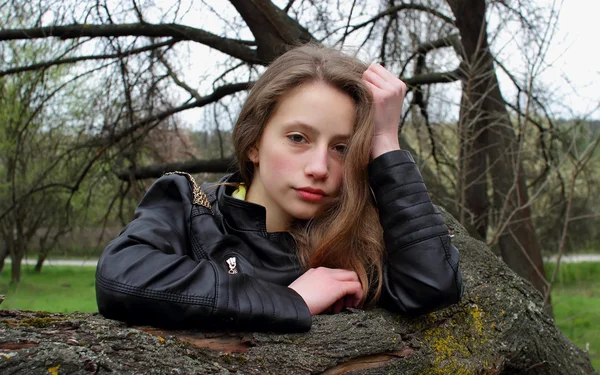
[362,62,407,158]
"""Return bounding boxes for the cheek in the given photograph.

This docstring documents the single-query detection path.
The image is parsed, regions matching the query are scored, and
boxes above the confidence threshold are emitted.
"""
[330,160,345,189]
[262,143,299,175]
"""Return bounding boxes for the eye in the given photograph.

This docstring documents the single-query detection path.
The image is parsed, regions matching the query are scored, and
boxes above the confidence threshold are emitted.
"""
[333,144,348,155]
[287,134,307,143]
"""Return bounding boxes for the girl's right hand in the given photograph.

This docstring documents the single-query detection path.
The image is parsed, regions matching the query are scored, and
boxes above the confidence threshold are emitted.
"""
[288,267,363,315]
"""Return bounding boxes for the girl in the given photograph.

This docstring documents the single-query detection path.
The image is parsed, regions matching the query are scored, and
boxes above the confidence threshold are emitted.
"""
[95,44,463,332]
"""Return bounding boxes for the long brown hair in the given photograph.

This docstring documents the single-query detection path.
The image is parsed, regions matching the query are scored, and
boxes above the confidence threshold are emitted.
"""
[232,44,385,305]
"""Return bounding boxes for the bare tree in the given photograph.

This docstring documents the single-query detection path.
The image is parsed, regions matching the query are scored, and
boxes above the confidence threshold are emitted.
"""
[0,0,596,307]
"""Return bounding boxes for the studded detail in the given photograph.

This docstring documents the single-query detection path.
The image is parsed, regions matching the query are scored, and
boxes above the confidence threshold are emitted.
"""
[164,171,213,214]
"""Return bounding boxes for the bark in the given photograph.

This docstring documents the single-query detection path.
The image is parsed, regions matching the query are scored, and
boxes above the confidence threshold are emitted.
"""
[116,158,236,181]
[0,24,260,64]
[33,255,46,273]
[447,0,548,297]
[0,243,7,273]
[229,0,313,63]
[0,210,596,375]
[457,89,490,240]
[9,251,21,284]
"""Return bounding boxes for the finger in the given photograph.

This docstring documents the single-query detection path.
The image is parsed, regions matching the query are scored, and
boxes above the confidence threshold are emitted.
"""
[332,298,345,314]
[344,295,355,309]
[369,62,401,83]
[367,64,407,98]
[326,268,360,282]
[363,80,385,98]
[342,281,364,303]
[362,69,394,91]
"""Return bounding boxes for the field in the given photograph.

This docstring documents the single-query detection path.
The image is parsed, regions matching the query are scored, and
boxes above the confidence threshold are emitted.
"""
[0,265,97,313]
[0,261,598,369]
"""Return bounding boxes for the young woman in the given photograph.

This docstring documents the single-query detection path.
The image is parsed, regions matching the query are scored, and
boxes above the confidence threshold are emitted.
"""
[95,44,463,332]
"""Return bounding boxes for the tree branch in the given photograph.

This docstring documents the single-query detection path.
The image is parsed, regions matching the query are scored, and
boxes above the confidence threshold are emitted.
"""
[0,23,260,64]
[0,39,180,76]
[403,67,462,86]
[116,158,235,181]
[93,81,253,147]
[340,3,455,37]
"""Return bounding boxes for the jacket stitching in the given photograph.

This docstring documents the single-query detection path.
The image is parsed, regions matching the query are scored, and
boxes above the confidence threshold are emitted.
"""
[395,211,443,225]
[378,181,424,196]
[248,280,264,320]
[439,236,461,300]
[208,261,219,316]
[262,283,276,324]
[97,275,215,306]
[386,200,431,214]
[189,223,208,260]
[390,190,429,200]
[370,161,413,178]
[390,227,448,254]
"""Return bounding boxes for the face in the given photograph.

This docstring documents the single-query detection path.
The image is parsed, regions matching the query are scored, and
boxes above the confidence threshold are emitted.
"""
[246,81,356,232]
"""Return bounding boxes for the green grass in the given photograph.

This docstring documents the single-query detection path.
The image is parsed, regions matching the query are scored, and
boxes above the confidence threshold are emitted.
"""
[0,265,97,313]
[544,261,600,370]
[552,282,599,370]
[544,261,600,285]
[0,261,598,370]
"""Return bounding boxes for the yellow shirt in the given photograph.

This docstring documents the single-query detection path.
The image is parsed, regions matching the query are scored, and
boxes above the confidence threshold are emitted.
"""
[232,184,246,200]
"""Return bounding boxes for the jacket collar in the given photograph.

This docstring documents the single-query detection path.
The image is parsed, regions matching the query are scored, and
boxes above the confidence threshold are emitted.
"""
[214,173,295,245]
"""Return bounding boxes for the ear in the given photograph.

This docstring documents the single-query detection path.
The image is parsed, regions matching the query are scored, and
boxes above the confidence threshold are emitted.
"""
[248,146,259,165]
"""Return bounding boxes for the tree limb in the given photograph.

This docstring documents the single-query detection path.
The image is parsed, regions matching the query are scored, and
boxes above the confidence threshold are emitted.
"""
[336,3,455,39]
[116,158,235,181]
[0,39,180,76]
[94,81,253,147]
[403,67,462,86]
[0,23,260,64]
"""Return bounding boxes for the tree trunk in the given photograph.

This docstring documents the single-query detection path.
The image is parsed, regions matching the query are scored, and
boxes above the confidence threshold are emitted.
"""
[0,242,7,273]
[446,0,548,298]
[0,209,595,375]
[457,92,490,241]
[9,250,21,284]
[34,254,46,273]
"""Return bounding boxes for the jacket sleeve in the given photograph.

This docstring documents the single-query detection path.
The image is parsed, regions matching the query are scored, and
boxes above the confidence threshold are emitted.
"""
[369,150,464,315]
[95,174,312,332]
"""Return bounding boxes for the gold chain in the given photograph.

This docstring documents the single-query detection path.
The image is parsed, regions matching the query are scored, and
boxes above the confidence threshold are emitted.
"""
[164,171,213,213]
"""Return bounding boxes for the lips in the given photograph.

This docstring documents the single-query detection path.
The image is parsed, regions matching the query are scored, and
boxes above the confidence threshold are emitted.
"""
[296,187,327,202]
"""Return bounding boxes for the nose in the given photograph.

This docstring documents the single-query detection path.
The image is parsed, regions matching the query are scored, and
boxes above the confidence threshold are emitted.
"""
[305,145,329,180]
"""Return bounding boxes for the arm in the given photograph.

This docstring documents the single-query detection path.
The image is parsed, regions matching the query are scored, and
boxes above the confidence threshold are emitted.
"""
[369,150,463,315]
[362,63,463,314]
[95,174,311,332]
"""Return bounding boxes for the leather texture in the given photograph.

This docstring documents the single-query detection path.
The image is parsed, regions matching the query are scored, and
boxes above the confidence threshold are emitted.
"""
[96,150,463,332]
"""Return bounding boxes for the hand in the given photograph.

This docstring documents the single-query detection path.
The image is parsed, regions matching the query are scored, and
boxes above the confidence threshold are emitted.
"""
[362,62,407,158]
[288,267,364,315]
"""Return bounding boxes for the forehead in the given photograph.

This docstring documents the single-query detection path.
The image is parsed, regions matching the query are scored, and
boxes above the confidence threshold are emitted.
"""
[266,81,356,138]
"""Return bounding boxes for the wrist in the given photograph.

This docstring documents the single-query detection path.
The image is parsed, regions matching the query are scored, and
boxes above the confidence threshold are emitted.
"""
[371,134,400,158]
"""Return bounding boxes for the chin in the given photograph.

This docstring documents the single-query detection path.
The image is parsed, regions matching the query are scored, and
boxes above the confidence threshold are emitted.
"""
[287,205,324,221]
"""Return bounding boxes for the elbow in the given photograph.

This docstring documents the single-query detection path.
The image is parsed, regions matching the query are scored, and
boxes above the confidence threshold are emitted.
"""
[424,269,464,313]
[404,237,464,315]
[380,264,464,316]
[95,268,120,321]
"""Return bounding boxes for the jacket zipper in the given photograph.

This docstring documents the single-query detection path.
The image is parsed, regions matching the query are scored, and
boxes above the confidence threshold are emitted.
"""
[226,256,238,274]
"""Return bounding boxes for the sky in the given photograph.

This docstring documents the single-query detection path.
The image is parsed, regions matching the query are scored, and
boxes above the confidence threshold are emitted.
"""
[495,0,600,120]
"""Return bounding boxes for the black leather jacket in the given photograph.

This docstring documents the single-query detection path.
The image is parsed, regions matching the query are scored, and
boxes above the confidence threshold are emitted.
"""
[96,150,463,332]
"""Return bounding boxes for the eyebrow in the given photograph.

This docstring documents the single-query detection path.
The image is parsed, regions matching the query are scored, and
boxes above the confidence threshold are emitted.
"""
[283,121,352,142]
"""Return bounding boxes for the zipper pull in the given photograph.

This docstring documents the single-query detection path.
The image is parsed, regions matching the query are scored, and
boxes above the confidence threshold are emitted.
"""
[226,257,238,274]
